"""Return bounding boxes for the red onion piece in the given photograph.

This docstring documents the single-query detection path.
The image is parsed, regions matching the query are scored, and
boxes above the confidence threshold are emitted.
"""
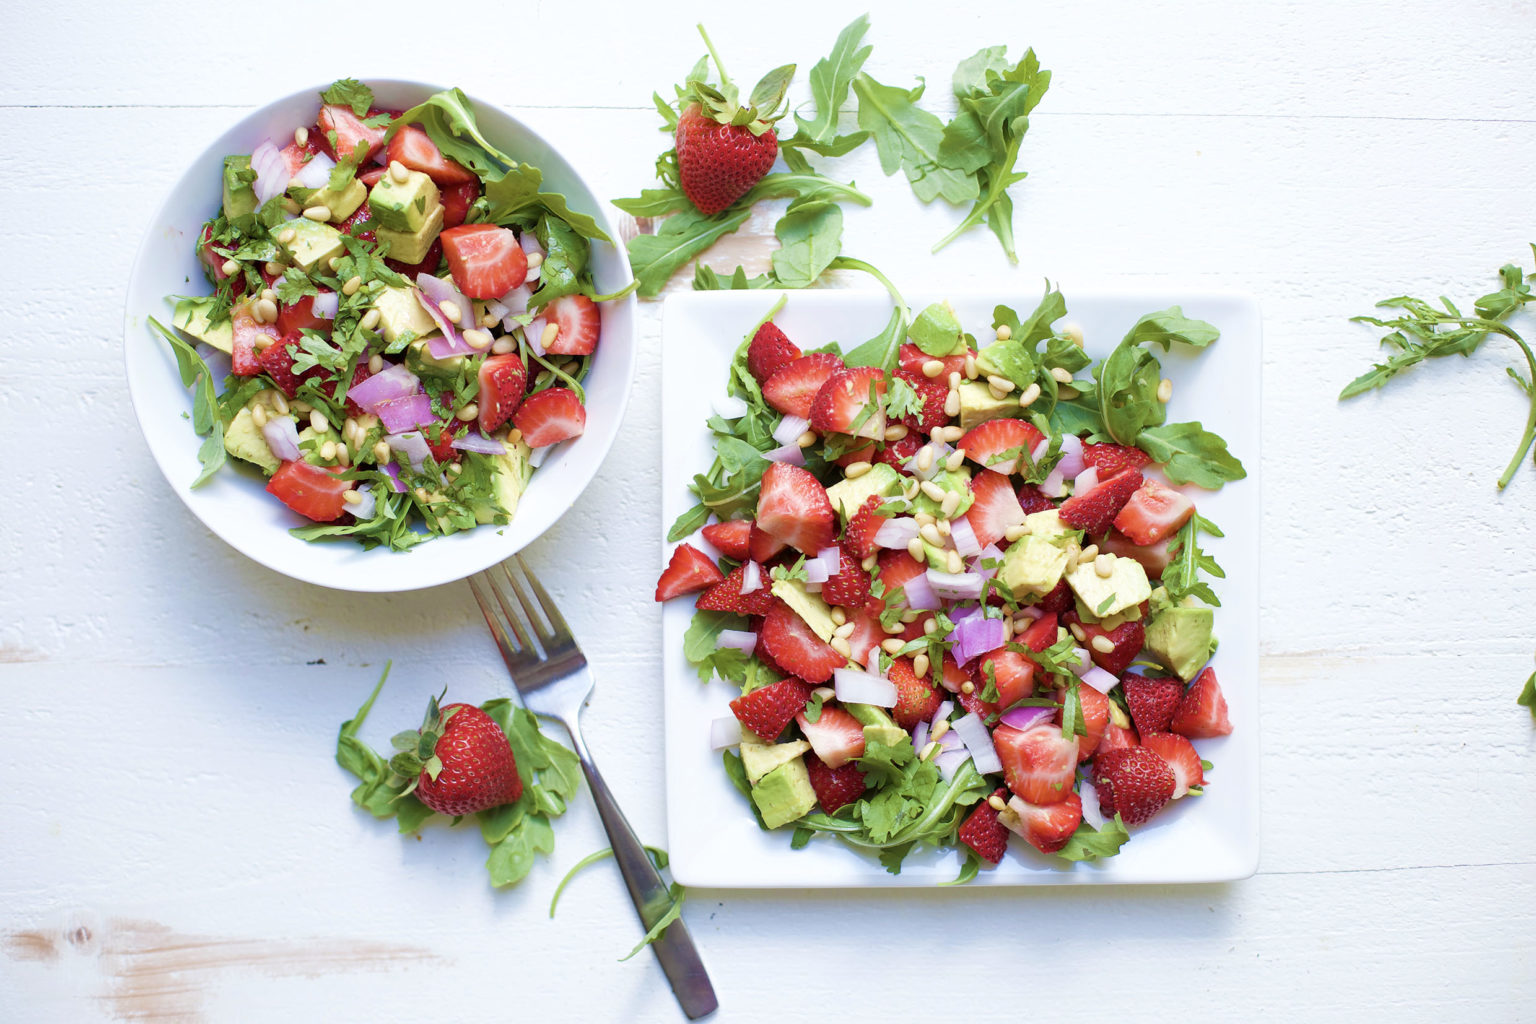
[949,614,1006,665]
[926,569,984,602]
[971,542,1005,580]
[414,276,473,356]
[498,283,533,323]
[710,717,742,750]
[764,443,806,466]
[381,462,407,493]
[900,570,942,611]
[950,516,981,558]
[1081,666,1120,694]
[741,561,763,594]
[999,706,1055,732]
[931,700,954,725]
[292,150,337,190]
[525,316,548,356]
[935,728,963,751]
[520,232,544,284]
[1056,434,1086,478]
[873,517,919,550]
[912,719,930,754]
[1068,647,1094,677]
[375,394,437,435]
[451,431,507,455]
[834,668,898,707]
[950,712,1002,775]
[261,415,301,462]
[717,629,759,654]
[772,415,810,448]
[416,272,474,329]
[934,747,970,782]
[250,140,290,203]
[1016,604,1044,621]
[347,363,421,411]
[310,291,338,319]
[384,430,432,470]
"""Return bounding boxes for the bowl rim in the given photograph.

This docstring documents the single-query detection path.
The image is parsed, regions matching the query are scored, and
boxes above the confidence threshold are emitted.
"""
[122,78,637,592]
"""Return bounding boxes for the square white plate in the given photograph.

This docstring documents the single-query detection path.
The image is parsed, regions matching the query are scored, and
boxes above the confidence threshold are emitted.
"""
[661,287,1260,887]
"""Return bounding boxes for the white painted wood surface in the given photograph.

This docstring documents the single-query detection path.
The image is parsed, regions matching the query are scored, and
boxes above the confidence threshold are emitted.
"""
[3,1,1534,1020]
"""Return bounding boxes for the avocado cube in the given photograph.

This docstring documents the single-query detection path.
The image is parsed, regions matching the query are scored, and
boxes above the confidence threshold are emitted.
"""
[172,296,233,354]
[368,169,441,233]
[372,285,438,344]
[377,203,444,266]
[957,381,1024,431]
[224,406,280,473]
[740,738,811,783]
[911,467,973,518]
[1024,509,1082,546]
[863,722,909,750]
[222,155,258,220]
[1064,554,1151,619]
[407,337,467,377]
[473,437,534,524]
[770,578,839,640]
[292,175,367,222]
[751,758,817,829]
[825,462,903,520]
[1144,604,1215,682]
[278,219,345,273]
[999,534,1071,597]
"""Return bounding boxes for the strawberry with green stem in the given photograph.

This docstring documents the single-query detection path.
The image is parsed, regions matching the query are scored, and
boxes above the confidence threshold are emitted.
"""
[388,694,523,817]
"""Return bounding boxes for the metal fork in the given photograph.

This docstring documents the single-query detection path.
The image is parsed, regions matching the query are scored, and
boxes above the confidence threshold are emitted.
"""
[469,556,718,1020]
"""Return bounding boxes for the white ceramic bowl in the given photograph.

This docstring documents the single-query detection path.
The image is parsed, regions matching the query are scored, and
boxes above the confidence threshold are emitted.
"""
[124,80,636,592]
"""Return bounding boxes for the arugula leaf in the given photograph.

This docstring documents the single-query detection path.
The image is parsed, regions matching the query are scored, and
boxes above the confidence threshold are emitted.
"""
[628,206,752,297]
[1054,815,1131,862]
[1162,512,1226,607]
[834,256,910,373]
[612,187,691,218]
[940,849,984,886]
[852,72,978,205]
[1519,669,1536,721]
[693,264,777,291]
[723,750,769,829]
[770,200,843,288]
[548,844,669,918]
[789,15,873,154]
[1097,329,1168,446]
[1474,254,1534,320]
[147,316,225,487]
[320,78,373,117]
[1122,306,1221,350]
[620,884,687,962]
[388,87,515,178]
[683,609,750,683]
[1137,422,1247,488]
[479,162,610,242]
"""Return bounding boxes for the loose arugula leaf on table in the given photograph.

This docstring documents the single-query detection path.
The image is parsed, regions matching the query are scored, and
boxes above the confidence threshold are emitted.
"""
[629,207,753,297]
[1519,671,1536,721]
[550,846,685,960]
[770,200,843,288]
[146,316,225,487]
[785,15,873,156]
[852,72,978,206]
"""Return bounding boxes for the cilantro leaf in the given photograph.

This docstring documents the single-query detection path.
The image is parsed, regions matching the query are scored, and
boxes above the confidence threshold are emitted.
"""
[273,268,318,305]
[320,78,374,117]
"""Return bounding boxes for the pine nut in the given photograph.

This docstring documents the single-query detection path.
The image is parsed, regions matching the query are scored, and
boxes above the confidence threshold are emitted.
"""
[1050,367,1074,384]
[249,404,268,428]
[845,461,872,479]
[960,681,975,695]
[884,619,906,635]
[995,325,1012,341]
[861,554,877,572]
[797,430,818,448]
[360,308,381,331]
[921,359,945,378]
[327,256,340,271]
[830,607,847,626]
[884,423,909,441]
[253,334,274,351]
[830,637,852,658]
[320,440,337,460]
[507,428,523,444]
[480,312,500,328]
[988,793,1008,811]
[920,741,941,761]
[264,261,283,276]
[923,617,937,635]
[414,487,429,501]
[1004,524,1027,542]
[900,609,920,624]
[1069,621,1087,642]
[936,518,951,537]
[343,488,361,504]
[940,492,960,518]
[1018,382,1042,408]
[362,355,382,377]
[903,481,920,501]
[343,275,363,297]
[915,512,935,527]
[259,288,277,304]
[882,638,904,655]
[916,445,934,472]
[335,446,351,467]
[913,652,930,677]
[834,621,857,639]
[1095,554,1115,578]
[463,328,492,350]
[945,449,965,472]
[1002,617,1014,640]
[1059,385,1080,400]
[293,125,309,147]
[540,322,560,348]
[525,251,544,269]
[987,374,1016,394]
[220,258,239,276]
[946,550,963,574]
[373,441,391,462]
[447,463,462,477]
[303,205,330,222]
[491,338,515,355]
[389,160,410,184]
[271,392,289,415]
[941,425,963,442]
[1063,323,1084,346]
[1091,635,1115,654]
[456,403,479,422]
[948,371,961,389]
[920,523,943,547]
[920,480,946,502]
[309,410,327,432]
[255,298,278,323]
[907,537,926,562]
[1079,544,1099,562]
[964,353,978,380]
[1157,378,1174,403]
[278,228,297,245]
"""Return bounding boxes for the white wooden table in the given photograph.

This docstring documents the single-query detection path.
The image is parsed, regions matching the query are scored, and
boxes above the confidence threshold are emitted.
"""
[3,1,1533,1020]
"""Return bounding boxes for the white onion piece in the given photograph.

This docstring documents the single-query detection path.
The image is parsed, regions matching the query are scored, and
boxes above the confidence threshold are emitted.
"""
[525,316,548,356]
[772,415,810,447]
[1073,466,1100,493]
[261,415,301,461]
[764,443,806,466]
[936,728,964,751]
[1069,646,1094,677]
[519,231,544,283]
[817,547,841,572]
[804,579,823,593]
[912,719,930,755]
[250,140,289,202]
[712,394,749,420]
[904,438,953,481]
[710,717,743,750]
[1031,438,1051,462]
[718,629,759,654]
[385,431,432,470]
[926,569,984,602]
[1079,779,1107,829]
[740,560,763,594]
[311,291,339,319]
[931,699,954,725]
[1039,464,1067,498]
[291,150,337,190]
[1081,666,1120,694]
[805,557,832,584]
[901,570,942,611]
[950,516,981,558]
[1016,604,1045,621]
[196,344,231,381]
[499,284,533,325]
[528,444,552,469]
[347,482,376,521]
[934,748,970,782]
[1056,434,1086,478]
[485,300,510,321]
[834,668,898,707]
[874,517,920,550]
[950,712,1003,775]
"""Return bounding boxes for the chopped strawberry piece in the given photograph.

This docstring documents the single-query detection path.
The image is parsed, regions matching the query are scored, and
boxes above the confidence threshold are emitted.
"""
[897,343,968,380]
[385,237,443,278]
[1122,674,1185,736]
[359,168,387,188]
[805,757,866,813]
[477,353,528,434]
[956,687,998,720]
[1140,732,1204,798]
[440,224,527,300]
[266,461,350,522]
[939,654,970,694]
[317,104,386,163]
[543,294,601,356]
[512,387,586,447]
[695,564,776,615]
[874,434,922,473]
[1169,667,1232,739]
[329,363,373,418]
[334,201,375,242]
[1071,685,1112,762]
[257,332,316,396]
[965,471,1027,548]
[1059,469,1143,536]
[761,353,844,418]
[1036,579,1074,614]
[1097,720,1140,755]
[1005,791,1083,854]
[423,419,462,463]
[755,462,836,555]
[795,706,866,768]
[875,549,928,608]
[994,722,1078,805]
[891,369,948,433]
[1017,612,1059,653]
[1113,478,1196,545]
[275,292,333,335]
[842,606,886,667]
[1066,614,1146,677]
[958,790,1011,863]
[440,180,480,230]
[822,547,873,609]
[960,419,1046,475]
[729,678,815,742]
[888,658,944,730]
[701,519,753,560]
[748,522,788,563]
[386,125,476,185]
[1082,441,1154,475]
[972,647,1037,709]
[655,543,724,601]
[230,302,280,376]
[842,496,887,559]
[1099,528,1172,577]
[1092,746,1175,825]
[746,321,802,384]
[760,599,845,683]
[1017,485,1056,515]
[809,366,888,440]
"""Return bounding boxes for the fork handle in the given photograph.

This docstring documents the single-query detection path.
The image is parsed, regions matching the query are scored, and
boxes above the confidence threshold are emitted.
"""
[563,722,718,1019]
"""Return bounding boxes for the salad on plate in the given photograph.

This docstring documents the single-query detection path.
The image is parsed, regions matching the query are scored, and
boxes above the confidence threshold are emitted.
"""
[150,78,613,551]
[657,288,1247,876]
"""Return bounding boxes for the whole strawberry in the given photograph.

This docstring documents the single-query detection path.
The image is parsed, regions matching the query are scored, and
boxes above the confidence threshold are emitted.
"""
[392,696,524,816]
[671,27,792,215]
[1092,746,1175,826]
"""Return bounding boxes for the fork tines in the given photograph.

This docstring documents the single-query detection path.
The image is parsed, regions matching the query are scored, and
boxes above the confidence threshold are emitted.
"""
[468,556,582,688]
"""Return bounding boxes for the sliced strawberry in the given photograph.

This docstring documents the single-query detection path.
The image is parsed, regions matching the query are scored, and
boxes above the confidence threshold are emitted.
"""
[957,687,999,720]
[1169,667,1233,739]
[822,547,873,609]
[749,522,788,563]
[359,168,388,188]
[875,548,928,608]
[842,496,887,559]
[477,353,528,433]
[1099,528,1173,578]
[795,706,866,768]
[843,606,885,668]
[266,461,350,522]
[335,200,376,242]
[440,180,480,230]
[1059,469,1143,536]
[874,434,922,473]
[1140,732,1204,798]
[695,564,776,615]
[897,343,967,380]
[330,363,373,418]
[1017,612,1058,653]
[809,366,887,440]
[1071,685,1112,762]
[761,599,845,683]
[958,790,1011,864]
[702,519,753,560]
[278,141,318,178]
[1068,614,1146,677]
[256,332,320,396]
[655,543,724,601]
[423,419,462,463]
[762,353,844,418]
[1005,791,1083,854]
[512,387,586,447]
[1092,746,1175,825]
[994,722,1078,805]
[543,294,601,356]
[888,658,944,730]
[939,654,971,694]
[1082,441,1154,475]
[1122,674,1185,736]
[275,292,331,335]
[729,677,815,742]
[1113,478,1196,545]
[891,369,948,433]
[1017,485,1056,515]
[385,237,443,278]
[972,647,1036,709]
[440,224,527,300]
[756,462,835,555]
[317,104,387,163]
[965,471,1027,548]
[960,418,1045,475]
[805,757,866,813]
[230,302,280,376]
[1098,720,1140,754]
[386,125,477,185]
[746,321,802,384]
[1036,579,1074,614]
[753,629,786,678]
